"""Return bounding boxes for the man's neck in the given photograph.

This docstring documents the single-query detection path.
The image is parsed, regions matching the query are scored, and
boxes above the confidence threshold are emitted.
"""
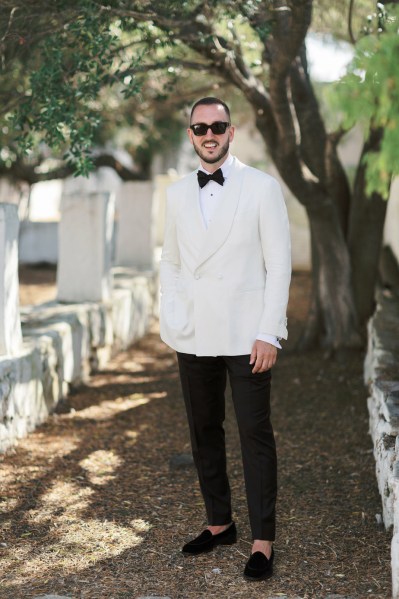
[200,153,231,174]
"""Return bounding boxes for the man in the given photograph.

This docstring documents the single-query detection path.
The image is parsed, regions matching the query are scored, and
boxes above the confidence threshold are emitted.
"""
[160,97,291,581]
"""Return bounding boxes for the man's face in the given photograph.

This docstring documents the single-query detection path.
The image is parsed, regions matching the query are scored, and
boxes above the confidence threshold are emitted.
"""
[187,103,235,171]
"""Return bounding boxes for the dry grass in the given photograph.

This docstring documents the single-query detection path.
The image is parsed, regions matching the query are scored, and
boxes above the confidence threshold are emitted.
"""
[0,271,392,598]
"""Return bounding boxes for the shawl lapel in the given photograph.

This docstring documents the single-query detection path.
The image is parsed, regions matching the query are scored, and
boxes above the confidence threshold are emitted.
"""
[195,157,247,269]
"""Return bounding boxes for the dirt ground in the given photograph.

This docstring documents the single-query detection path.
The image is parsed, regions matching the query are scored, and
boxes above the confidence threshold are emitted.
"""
[0,268,392,598]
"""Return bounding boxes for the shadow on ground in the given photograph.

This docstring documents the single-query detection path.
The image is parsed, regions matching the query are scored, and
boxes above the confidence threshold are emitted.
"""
[0,272,391,598]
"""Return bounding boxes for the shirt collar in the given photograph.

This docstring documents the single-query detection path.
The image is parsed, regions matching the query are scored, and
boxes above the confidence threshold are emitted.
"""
[199,153,234,178]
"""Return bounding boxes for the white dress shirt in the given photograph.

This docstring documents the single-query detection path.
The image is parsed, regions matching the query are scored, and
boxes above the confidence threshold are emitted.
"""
[198,154,282,349]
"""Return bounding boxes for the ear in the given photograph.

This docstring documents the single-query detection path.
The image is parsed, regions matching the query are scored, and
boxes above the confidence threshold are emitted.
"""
[228,125,235,143]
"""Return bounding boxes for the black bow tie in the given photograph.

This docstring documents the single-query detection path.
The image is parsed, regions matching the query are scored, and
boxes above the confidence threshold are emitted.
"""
[197,168,225,188]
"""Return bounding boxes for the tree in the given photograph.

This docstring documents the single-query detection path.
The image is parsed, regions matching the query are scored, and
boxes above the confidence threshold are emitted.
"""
[334,3,399,199]
[1,0,397,349]
[0,0,220,182]
[109,0,394,349]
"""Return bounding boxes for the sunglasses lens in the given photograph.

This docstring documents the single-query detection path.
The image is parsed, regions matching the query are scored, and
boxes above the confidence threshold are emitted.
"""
[191,122,229,136]
[192,124,208,136]
[211,122,228,134]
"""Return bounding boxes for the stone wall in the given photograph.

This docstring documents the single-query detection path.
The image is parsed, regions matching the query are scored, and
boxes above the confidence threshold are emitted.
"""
[364,287,399,597]
[0,268,156,453]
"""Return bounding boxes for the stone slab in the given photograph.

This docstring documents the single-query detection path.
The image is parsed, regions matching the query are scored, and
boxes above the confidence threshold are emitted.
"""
[115,181,156,269]
[57,192,115,302]
[364,283,399,596]
[19,221,58,265]
[0,268,156,452]
[0,203,22,356]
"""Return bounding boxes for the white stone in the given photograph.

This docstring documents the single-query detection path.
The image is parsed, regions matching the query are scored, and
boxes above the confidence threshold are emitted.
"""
[392,472,399,533]
[28,179,63,221]
[57,192,115,302]
[111,269,154,350]
[392,473,399,598]
[63,164,123,197]
[368,396,396,528]
[0,204,22,356]
[373,380,399,435]
[393,532,399,598]
[0,268,156,452]
[153,172,180,246]
[115,181,156,269]
[19,221,58,265]
[384,176,399,265]
[365,284,399,592]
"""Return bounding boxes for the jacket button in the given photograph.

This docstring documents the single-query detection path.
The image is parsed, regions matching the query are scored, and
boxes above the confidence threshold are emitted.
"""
[195,273,201,280]
[217,274,223,279]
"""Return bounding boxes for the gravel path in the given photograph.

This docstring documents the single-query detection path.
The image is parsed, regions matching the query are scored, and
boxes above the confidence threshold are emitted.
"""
[0,272,391,598]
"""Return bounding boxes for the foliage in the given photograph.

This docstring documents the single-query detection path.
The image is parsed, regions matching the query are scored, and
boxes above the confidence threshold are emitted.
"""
[1,0,398,189]
[311,0,376,40]
[2,0,143,176]
[332,4,399,197]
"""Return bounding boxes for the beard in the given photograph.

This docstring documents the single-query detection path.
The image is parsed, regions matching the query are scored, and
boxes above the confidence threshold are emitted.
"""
[193,138,230,165]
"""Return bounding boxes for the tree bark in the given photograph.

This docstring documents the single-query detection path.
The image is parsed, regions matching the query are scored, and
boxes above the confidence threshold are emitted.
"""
[348,128,389,326]
[0,153,148,185]
[307,200,361,348]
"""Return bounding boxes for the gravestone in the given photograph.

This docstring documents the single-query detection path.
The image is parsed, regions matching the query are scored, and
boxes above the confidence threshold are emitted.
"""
[57,192,115,302]
[0,203,22,355]
[115,181,155,269]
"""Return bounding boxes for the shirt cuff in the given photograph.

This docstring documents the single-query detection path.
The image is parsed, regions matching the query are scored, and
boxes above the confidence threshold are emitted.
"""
[256,333,282,349]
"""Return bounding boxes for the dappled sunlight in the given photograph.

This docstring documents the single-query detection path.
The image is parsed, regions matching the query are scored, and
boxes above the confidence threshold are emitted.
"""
[0,497,19,514]
[8,519,143,586]
[124,430,139,445]
[67,391,167,421]
[0,434,79,492]
[41,481,94,512]
[21,433,80,458]
[68,394,150,421]
[29,482,94,524]
[3,480,146,588]
[130,518,151,533]
[79,449,123,485]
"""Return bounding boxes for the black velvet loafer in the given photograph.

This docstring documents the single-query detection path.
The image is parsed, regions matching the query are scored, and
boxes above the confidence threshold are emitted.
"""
[243,548,274,581]
[182,522,237,554]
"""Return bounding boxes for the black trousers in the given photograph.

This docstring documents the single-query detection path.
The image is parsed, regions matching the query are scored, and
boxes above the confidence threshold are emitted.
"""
[176,352,277,540]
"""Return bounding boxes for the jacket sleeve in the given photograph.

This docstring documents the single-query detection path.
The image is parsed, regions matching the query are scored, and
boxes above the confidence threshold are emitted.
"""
[160,191,180,295]
[258,178,292,339]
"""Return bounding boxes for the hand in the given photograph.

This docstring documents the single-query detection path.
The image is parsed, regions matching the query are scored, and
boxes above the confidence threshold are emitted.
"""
[250,340,277,373]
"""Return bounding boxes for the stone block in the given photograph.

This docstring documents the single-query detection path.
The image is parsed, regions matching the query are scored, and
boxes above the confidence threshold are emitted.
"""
[153,172,180,246]
[115,181,156,269]
[0,203,22,356]
[373,380,399,435]
[365,280,399,590]
[19,221,58,265]
[368,389,397,529]
[393,532,399,598]
[111,270,154,350]
[0,268,156,452]
[57,192,115,302]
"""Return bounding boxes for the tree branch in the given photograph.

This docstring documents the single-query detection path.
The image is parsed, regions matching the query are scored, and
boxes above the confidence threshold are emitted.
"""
[0,154,148,185]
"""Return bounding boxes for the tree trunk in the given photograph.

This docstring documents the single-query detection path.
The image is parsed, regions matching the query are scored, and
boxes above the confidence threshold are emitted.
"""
[348,129,389,326]
[132,0,388,349]
[307,203,361,348]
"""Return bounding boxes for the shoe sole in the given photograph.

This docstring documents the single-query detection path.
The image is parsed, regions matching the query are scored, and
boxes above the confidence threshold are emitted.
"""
[182,537,237,555]
[243,569,273,582]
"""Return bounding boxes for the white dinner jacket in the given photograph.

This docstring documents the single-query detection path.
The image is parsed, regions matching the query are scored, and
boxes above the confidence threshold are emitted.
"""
[159,157,291,356]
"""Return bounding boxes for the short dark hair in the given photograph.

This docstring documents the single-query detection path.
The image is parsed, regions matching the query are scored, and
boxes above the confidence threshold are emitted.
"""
[190,97,231,123]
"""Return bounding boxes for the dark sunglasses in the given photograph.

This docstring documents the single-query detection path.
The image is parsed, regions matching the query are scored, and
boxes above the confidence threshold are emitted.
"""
[190,121,230,136]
